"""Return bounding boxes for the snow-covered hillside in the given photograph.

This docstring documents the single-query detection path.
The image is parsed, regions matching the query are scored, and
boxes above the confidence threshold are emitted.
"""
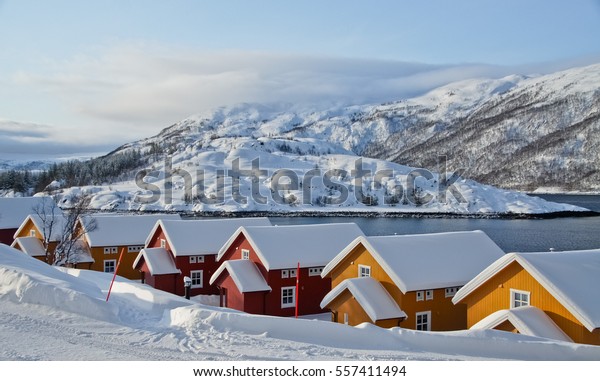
[2,244,599,361]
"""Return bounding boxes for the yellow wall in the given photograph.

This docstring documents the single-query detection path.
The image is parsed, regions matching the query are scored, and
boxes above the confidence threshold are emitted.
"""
[87,243,142,280]
[327,243,466,331]
[460,261,600,345]
[14,218,57,263]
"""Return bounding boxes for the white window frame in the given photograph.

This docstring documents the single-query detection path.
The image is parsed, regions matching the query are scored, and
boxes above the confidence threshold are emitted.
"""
[103,260,116,273]
[309,267,324,277]
[160,239,166,248]
[103,247,117,255]
[445,287,460,298]
[281,269,289,278]
[425,289,434,301]
[241,249,250,260]
[358,265,371,278]
[343,312,349,325]
[190,270,203,289]
[289,268,297,278]
[128,246,143,253]
[510,289,530,309]
[30,229,36,237]
[416,311,431,331]
[281,286,295,308]
[189,255,205,264]
[416,290,424,301]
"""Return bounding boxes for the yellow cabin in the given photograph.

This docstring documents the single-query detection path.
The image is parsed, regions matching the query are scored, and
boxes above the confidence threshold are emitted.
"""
[12,214,67,264]
[78,214,181,280]
[452,250,600,345]
[320,230,505,331]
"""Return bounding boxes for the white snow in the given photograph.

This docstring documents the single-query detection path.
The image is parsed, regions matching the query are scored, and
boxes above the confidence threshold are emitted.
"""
[217,223,365,269]
[320,277,407,322]
[1,242,599,360]
[82,213,181,247]
[11,237,46,257]
[0,196,55,229]
[210,259,271,292]
[323,230,506,292]
[150,217,272,256]
[454,249,600,332]
[133,248,180,275]
[471,306,573,342]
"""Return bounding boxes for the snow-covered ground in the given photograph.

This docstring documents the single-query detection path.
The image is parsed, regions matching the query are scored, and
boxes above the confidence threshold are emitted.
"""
[1,244,599,361]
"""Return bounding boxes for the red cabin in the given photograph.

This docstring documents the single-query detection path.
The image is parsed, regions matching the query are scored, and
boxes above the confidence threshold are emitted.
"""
[210,223,364,317]
[133,217,271,297]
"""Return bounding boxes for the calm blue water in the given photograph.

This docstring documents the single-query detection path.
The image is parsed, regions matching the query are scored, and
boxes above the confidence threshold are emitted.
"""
[270,195,600,253]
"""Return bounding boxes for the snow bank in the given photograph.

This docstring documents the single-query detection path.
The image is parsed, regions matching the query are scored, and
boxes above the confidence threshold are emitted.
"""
[164,304,600,360]
[0,244,116,322]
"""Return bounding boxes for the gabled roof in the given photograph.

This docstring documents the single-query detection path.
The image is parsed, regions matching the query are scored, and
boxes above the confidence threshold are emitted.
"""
[453,249,600,332]
[0,196,55,229]
[82,214,181,247]
[14,214,67,241]
[133,248,181,275]
[210,259,271,293]
[320,277,407,322]
[11,237,46,257]
[148,217,271,256]
[322,230,505,293]
[217,223,364,270]
[64,240,95,264]
[471,306,573,342]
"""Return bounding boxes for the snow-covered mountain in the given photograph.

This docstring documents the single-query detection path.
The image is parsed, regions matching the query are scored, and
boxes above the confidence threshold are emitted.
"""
[69,64,600,214]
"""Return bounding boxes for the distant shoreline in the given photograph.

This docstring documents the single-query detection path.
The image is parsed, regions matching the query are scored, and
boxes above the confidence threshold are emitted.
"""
[88,209,600,220]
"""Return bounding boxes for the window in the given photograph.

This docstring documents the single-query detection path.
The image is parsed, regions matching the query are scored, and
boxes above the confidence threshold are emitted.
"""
[289,268,297,278]
[416,291,424,301]
[189,255,205,264]
[241,249,250,260]
[282,269,296,278]
[128,246,144,253]
[103,260,116,273]
[103,247,118,255]
[281,287,295,308]
[358,265,371,278]
[445,287,460,298]
[343,313,349,325]
[416,311,431,331]
[190,270,203,288]
[510,289,530,308]
[309,267,324,277]
[160,239,166,248]
[425,290,434,300]
[30,229,36,237]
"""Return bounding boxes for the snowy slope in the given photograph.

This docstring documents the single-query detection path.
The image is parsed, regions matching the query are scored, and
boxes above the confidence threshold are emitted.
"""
[1,243,600,361]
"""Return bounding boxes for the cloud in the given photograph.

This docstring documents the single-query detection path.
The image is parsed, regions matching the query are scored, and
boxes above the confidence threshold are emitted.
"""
[6,42,600,156]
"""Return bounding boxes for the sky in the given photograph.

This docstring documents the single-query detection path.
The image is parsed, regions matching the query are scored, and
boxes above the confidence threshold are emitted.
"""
[1,0,600,156]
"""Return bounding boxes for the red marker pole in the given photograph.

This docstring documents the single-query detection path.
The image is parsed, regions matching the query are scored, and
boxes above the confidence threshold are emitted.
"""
[106,248,125,302]
[295,262,300,318]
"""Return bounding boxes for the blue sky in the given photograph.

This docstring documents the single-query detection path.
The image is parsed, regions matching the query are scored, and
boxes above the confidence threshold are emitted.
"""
[1,0,600,155]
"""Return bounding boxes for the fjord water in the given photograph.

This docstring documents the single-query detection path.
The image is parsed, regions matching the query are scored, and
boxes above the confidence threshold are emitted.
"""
[270,194,600,253]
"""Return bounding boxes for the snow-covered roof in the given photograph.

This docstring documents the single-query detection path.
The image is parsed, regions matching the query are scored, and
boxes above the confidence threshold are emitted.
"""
[66,240,95,264]
[453,249,600,332]
[217,223,364,270]
[133,248,181,275]
[322,230,505,293]
[0,196,55,229]
[11,237,46,257]
[149,217,272,256]
[83,214,181,247]
[320,277,407,322]
[471,306,573,342]
[14,214,67,241]
[210,259,271,293]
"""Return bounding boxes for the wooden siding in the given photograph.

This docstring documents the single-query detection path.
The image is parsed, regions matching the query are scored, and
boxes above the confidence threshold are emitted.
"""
[327,242,467,331]
[218,232,331,317]
[88,244,141,280]
[460,261,600,345]
[13,219,57,263]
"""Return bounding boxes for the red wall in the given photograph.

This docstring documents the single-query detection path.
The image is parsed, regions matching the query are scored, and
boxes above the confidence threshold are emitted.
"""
[145,226,219,296]
[136,259,178,294]
[0,228,17,245]
[218,232,332,317]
